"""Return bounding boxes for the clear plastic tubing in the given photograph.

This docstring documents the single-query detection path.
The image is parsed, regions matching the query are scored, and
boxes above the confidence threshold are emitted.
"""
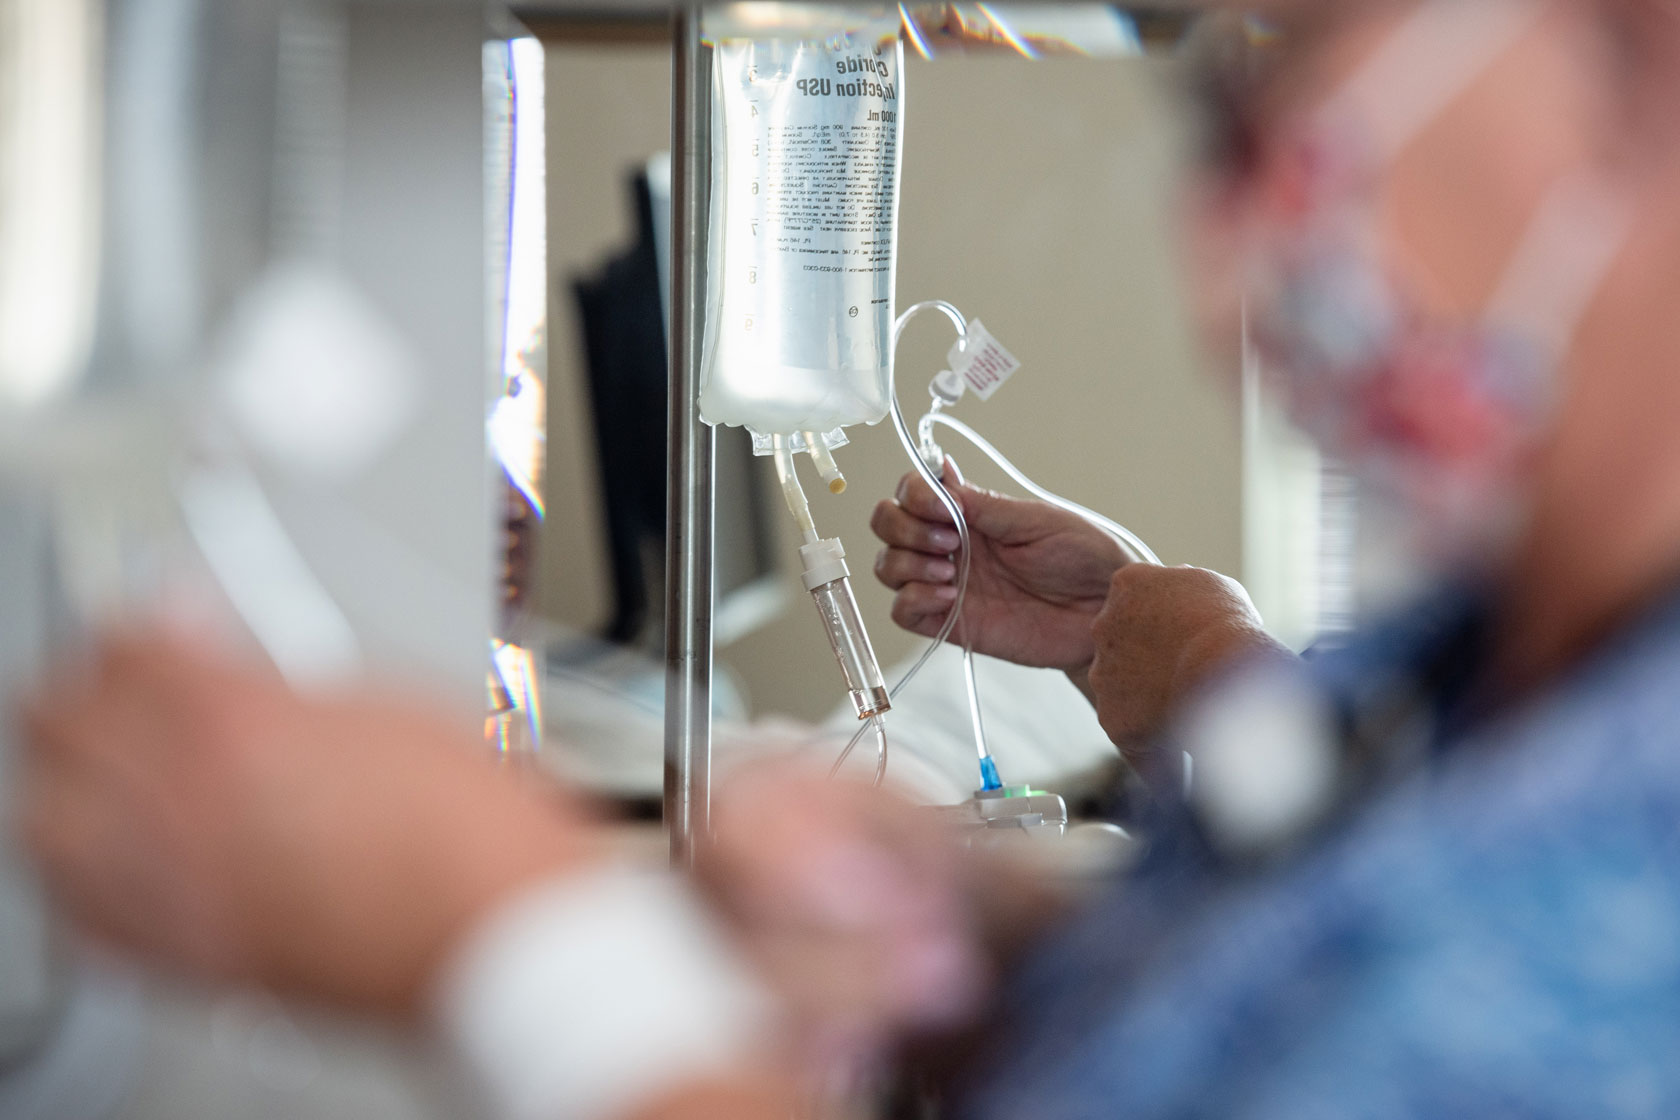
[807,556,892,720]
[832,300,998,788]
[831,300,1163,788]
[868,713,889,787]
[771,435,819,544]
[774,434,891,722]
[918,412,1161,565]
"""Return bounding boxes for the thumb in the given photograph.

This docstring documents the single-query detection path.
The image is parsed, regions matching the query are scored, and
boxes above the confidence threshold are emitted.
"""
[898,456,994,527]
[935,456,1032,540]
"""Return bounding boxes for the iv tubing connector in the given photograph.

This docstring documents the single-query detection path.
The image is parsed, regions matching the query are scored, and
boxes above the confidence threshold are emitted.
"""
[801,537,891,720]
[772,436,890,723]
[771,436,819,545]
[803,432,847,494]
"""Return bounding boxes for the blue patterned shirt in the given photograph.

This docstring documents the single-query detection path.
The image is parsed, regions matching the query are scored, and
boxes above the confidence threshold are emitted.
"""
[961,586,1680,1119]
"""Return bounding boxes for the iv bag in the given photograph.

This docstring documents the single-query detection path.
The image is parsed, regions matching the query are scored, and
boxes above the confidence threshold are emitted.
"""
[699,20,904,443]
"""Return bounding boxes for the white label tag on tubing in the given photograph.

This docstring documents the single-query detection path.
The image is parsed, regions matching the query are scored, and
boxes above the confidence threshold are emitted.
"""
[948,320,1020,401]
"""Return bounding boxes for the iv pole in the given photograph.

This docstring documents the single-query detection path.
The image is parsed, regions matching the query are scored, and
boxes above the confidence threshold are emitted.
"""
[664,7,714,866]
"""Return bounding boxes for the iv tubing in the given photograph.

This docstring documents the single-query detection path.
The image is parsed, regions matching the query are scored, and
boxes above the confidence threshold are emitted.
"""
[831,300,997,785]
[830,300,1162,787]
[869,713,888,786]
[773,432,895,781]
[803,434,847,494]
[771,435,820,546]
[919,412,1162,566]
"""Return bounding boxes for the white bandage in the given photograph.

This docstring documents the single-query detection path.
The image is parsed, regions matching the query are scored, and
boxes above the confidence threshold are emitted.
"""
[433,867,774,1120]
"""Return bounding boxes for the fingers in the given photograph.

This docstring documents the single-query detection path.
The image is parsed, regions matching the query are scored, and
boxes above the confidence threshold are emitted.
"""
[20,649,184,781]
[872,459,1021,558]
[873,545,957,592]
[15,732,165,958]
[888,582,960,638]
[16,688,124,785]
[16,747,85,875]
[702,764,981,1032]
[869,469,969,639]
[870,497,961,556]
[894,469,965,525]
[13,631,221,953]
[883,464,1078,554]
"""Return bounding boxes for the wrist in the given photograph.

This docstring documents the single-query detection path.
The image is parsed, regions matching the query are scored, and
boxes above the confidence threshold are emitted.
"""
[617,1073,799,1120]
[1172,622,1290,703]
[431,864,776,1120]
[273,784,597,1021]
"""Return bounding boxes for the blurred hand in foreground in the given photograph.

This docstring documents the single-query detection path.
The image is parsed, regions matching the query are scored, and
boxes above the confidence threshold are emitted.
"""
[699,761,1076,1075]
[13,628,1060,1108]
[870,461,1128,675]
[15,629,595,1017]
[699,763,984,1054]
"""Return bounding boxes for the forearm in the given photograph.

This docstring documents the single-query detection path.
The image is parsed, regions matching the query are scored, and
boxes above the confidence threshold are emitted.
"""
[1118,621,1292,758]
[434,863,776,1120]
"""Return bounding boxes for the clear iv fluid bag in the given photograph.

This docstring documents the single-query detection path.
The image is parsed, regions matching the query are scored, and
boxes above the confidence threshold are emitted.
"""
[699,27,904,440]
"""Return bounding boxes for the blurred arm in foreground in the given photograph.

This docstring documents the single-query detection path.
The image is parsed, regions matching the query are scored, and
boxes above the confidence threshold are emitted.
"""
[16,629,1035,1120]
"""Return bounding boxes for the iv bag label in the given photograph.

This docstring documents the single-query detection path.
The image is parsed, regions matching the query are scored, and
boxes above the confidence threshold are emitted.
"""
[699,26,904,438]
[948,320,1021,401]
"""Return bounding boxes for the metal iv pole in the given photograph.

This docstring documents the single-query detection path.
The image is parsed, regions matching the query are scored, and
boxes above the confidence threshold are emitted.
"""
[664,7,714,866]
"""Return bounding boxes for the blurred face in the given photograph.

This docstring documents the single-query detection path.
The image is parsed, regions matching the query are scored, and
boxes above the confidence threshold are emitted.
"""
[1186,0,1627,564]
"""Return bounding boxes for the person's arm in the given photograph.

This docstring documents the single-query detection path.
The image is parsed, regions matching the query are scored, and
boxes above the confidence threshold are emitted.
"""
[12,630,795,1120]
[870,467,1294,769]
[619,1079,798,1120]
[1084,564,1295,770]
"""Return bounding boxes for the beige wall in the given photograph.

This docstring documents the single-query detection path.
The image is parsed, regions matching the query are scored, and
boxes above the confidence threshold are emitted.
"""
[538,45,672,633]
[539,47,1241,724]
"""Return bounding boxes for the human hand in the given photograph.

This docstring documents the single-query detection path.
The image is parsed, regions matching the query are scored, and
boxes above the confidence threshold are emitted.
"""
[697,763,989,1057]
[14,628,595,1017]
[1086,565,1289,767]
[870,461,1128,674]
